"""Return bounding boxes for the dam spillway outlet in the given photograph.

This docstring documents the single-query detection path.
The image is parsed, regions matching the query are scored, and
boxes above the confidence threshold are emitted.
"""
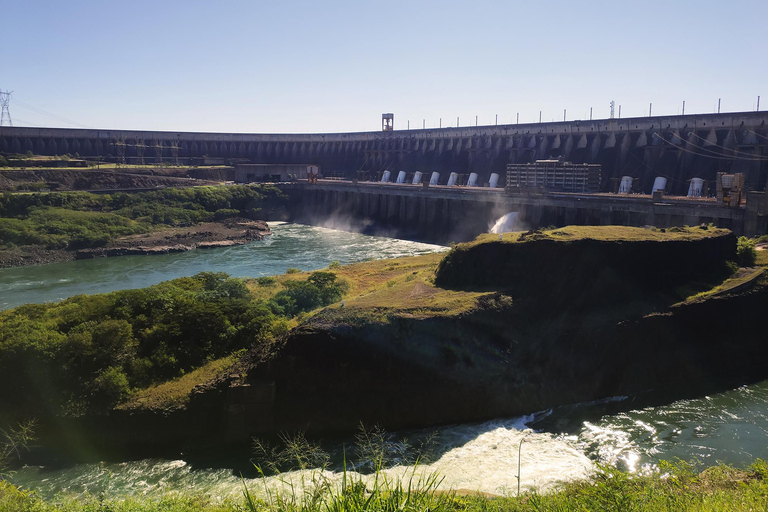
[688,178,704,197]
[618,176,634,194]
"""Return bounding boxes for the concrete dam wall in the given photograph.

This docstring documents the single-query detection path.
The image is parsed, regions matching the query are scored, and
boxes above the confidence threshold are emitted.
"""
[2,111,767,195]
[284,182,754,243]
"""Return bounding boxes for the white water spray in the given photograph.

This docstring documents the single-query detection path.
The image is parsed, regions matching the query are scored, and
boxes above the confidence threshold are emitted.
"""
[490,212,523,234]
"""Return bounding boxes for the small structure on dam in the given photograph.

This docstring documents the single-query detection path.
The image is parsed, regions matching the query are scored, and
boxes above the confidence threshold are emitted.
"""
[717,172,746,207]
[505,160,602,193]
[234,163,318,182]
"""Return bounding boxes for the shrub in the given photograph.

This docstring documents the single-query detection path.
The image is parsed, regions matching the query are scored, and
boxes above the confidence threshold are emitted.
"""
[213,208,240,220]
[257,276,276,286]
[286,268,300,274]
[90,366,131,408]
[736,236,757,266]
[269,272,348,316]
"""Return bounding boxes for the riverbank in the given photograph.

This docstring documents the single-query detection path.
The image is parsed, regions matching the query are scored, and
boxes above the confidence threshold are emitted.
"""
[75,218,270,258]
[0,218,271,268]
[0,184,288,269]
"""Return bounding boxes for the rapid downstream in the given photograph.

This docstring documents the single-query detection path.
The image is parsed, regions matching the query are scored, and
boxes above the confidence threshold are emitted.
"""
[5,223,768,500]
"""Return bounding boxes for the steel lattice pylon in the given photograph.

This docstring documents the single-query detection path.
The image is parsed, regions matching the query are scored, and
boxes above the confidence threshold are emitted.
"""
[0,90,12,126]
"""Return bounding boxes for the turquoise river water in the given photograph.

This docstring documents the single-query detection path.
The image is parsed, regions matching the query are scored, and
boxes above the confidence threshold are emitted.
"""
[3,223,768,500]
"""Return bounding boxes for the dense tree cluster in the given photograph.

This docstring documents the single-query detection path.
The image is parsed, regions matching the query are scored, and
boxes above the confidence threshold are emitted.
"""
[0,270,347,415]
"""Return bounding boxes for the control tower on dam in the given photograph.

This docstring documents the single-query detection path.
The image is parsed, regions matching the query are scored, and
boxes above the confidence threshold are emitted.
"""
[1,111,767,196]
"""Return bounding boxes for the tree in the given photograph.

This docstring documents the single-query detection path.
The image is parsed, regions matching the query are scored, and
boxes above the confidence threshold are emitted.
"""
[737,236,757,267]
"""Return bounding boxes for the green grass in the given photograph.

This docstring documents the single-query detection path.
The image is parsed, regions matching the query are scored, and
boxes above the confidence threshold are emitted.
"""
[756,249,768,267]
[4,461,768,512]
[116,353,240,411]
[681,267,766,303]
[472,225,730,247]
[246,253,485,322]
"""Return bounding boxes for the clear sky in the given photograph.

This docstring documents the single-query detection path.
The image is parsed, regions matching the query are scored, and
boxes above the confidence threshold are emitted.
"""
[3,0,766,133]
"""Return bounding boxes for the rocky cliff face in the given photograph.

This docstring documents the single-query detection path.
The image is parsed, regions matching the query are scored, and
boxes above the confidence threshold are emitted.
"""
[223,280,766,437]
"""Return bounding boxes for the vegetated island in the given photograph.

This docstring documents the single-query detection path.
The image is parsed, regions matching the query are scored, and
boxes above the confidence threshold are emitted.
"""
[1,224,766,462]
[0,184,287,268]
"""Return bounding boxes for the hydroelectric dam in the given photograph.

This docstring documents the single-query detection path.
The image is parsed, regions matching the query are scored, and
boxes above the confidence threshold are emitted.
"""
[1,110,767,239]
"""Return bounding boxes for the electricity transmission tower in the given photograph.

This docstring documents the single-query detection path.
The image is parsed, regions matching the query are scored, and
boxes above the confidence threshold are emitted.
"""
[0,90,12,126]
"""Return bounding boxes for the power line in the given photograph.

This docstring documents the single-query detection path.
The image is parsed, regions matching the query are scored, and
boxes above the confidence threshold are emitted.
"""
[682,130,768,160]
[12,97,90,129]
[653,132,768,162]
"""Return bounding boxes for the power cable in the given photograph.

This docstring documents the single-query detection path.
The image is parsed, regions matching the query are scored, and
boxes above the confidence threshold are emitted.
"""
[653,132,768,162]
[13,98,90,129]
[683,130,767,160]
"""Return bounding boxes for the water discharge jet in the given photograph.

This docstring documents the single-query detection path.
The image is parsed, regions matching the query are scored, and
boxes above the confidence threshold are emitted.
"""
[489,212,523,234]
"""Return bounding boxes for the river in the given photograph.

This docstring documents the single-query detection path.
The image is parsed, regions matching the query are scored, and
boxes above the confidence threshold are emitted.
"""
[5,223,768,500]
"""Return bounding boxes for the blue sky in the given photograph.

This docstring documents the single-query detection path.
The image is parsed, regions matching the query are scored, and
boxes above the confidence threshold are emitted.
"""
[3,0,766,133]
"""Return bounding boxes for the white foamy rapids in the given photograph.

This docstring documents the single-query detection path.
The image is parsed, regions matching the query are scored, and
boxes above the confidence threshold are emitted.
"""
[249,420,593,499]
[489,212,523,234]
[12,418,594,501]
[241,420,594,500]
[402,419,594,495]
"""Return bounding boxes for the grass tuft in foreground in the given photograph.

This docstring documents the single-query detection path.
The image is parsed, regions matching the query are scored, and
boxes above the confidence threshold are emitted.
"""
[4,460,768,511]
